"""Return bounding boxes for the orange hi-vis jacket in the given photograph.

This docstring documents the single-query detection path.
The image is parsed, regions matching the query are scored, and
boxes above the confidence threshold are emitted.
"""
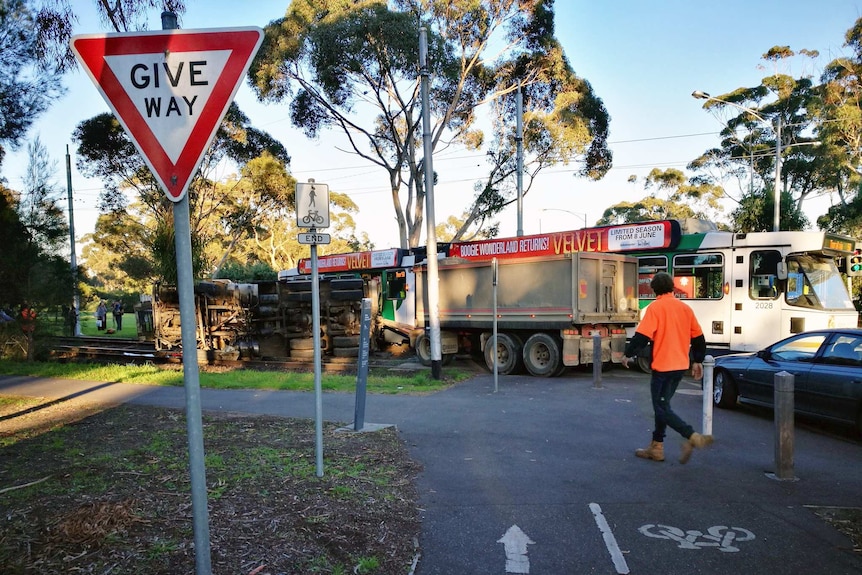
[635,293,703,372]
[19,307,36,333]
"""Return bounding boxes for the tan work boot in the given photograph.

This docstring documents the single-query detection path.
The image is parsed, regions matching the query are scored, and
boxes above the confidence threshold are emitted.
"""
[679,432,714,464]
[635,440,665,462]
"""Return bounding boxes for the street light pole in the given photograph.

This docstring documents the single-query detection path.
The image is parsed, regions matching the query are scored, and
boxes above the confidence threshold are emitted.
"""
[692,90,782,232]
[773,116,782,233]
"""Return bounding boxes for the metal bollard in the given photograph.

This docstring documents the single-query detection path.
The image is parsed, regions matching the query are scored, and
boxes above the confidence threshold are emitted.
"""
[702,355,714,436]
[772,371,795,481]
[353,299,372,432]
[592,333,602,388]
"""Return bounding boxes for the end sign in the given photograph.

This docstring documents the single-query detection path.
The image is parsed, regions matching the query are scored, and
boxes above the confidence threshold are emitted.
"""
[71,27,263,202]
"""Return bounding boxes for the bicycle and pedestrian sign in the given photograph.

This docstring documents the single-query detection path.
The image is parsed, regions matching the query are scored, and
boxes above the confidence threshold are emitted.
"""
[295,182,330,229]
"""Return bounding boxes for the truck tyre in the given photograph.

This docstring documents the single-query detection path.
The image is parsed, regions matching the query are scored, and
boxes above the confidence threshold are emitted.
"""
[484,333,523,375]
[332,335,360,348]
[415,332,432,366]
[289,337,317,350]
[333,346,360,357]
[414,334,458,366]
[522,332,562,377]
[289,348,315,359]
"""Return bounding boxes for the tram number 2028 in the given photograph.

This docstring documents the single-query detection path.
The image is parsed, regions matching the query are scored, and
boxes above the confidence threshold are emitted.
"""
[754,302,774,309]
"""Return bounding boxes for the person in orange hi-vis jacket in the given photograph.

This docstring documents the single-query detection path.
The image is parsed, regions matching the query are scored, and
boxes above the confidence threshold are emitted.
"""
[622,272,714,464]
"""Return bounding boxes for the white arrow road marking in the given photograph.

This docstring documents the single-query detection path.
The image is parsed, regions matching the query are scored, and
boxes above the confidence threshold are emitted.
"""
[590,503,630,574]
[497,524,535,574]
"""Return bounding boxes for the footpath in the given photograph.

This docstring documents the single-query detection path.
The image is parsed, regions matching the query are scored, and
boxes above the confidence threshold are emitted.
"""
[1,367,861,575]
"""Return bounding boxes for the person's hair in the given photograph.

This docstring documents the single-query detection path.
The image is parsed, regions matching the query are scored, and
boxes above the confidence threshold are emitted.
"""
[650,272,675,295]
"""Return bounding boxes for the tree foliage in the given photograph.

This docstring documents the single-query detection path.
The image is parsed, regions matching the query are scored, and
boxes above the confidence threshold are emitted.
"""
[688,44,843,232]
[29,0,187,71]
[249,0,611,247]
[598,168,725,226]
[0,140,73,309]
[73,103,297,283]
[0,0,64,171]
[812,17,862,238]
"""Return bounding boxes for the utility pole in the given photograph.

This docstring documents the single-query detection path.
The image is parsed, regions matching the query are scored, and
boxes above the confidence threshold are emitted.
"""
[65,145,81,336]
[516,85,524,237]
[419,27,442,379]
[773,116,782,232]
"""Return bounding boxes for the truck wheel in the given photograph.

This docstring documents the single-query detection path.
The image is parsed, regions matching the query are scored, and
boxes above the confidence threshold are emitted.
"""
[289,337,317,350]
[522,333,562,377]
[484,333,523,375]
[415,332,432,366]
[414,333,457,366]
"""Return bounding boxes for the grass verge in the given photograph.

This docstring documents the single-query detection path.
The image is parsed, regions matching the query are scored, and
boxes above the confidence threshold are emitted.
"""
[0,359,474,394]
[0,397,422,574]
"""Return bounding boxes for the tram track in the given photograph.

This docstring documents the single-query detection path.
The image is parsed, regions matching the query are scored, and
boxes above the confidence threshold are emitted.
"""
[47,336,438,374]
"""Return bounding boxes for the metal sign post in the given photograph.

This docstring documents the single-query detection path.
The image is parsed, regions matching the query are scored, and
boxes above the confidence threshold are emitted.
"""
[492,258,498,393]
[296,179,330,477]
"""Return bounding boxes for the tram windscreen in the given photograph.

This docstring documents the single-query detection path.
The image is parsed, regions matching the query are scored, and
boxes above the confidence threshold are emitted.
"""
[784,254,854,310]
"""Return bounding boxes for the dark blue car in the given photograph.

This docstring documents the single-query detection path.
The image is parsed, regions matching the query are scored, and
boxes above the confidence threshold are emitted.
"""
[713,328,862,436]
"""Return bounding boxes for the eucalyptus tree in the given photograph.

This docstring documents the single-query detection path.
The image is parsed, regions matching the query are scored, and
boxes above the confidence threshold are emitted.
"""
[689,46,825,231]
[813,16,862,236]
[249,0,611,247]
[0,0,64,172]
[0,138,73,307]
[598,168,725,226]
[73,104,294,282]
[28,0,187,71]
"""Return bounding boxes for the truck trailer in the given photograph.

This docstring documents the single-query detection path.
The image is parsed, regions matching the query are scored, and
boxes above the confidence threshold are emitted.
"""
[413,251,640,376]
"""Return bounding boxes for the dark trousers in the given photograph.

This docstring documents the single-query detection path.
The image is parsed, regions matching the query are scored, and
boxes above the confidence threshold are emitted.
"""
[114,313,122,330]
[650,369,694,442]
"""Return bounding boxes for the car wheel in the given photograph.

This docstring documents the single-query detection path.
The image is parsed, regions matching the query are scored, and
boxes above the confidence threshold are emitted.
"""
[713,368,739,409]
[636,356,652,374]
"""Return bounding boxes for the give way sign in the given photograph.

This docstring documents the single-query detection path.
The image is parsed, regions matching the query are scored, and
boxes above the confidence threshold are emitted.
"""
[71,27,263,202]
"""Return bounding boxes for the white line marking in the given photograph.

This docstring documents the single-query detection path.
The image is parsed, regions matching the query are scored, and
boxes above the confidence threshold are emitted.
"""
[590,503,630,574]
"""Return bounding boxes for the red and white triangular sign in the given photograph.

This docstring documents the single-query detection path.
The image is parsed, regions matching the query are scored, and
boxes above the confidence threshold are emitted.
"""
[71,27,263,202]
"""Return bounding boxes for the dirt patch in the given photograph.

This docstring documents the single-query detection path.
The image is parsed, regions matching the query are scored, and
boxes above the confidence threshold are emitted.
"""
[0,398,422,574]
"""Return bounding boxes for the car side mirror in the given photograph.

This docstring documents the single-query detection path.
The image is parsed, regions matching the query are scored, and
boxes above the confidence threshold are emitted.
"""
[776,262,788,280]
[756,349,771,360]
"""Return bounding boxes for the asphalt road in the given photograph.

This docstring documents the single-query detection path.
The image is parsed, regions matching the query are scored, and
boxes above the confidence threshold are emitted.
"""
[1,365,861,574]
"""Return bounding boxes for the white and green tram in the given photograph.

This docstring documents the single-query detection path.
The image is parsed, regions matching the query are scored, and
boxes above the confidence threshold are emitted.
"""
[633,226,858,354]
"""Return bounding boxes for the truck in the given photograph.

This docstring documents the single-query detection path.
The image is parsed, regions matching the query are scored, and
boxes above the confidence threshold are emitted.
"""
[412,251,640,376]
[149,273,368,362]
[444,220,861,371]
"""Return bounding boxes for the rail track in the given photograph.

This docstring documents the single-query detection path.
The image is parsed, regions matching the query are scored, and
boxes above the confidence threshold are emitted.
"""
[47,336,441,373]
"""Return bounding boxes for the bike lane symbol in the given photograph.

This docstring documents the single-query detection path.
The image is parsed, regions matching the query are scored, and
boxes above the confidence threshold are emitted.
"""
[639,524,755,552]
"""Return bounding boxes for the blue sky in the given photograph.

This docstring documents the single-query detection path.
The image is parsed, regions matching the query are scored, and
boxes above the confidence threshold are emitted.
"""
[5,1,862,255]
